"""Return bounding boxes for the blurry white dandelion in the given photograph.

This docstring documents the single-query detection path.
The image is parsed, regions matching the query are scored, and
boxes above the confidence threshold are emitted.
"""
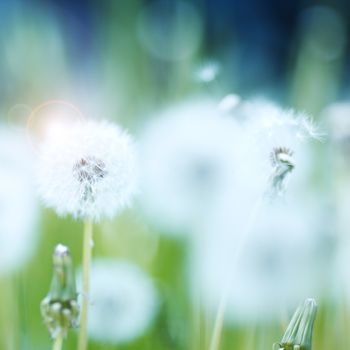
[77,259,158,344]
[197,198,331,323]
[0,126,39,275]
[37,120,137,221]
[139,100,264,233]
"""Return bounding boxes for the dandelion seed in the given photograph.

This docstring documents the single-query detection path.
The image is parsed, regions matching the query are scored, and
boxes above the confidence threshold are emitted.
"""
[77,259,158,344]
[37,120,137,221]
[297,114,326,142]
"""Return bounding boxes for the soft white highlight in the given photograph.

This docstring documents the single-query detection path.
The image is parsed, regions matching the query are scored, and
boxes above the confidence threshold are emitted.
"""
[37,120,137,220]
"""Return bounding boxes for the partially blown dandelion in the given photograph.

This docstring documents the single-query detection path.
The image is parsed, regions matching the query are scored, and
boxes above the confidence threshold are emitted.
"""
[236,99,322,197]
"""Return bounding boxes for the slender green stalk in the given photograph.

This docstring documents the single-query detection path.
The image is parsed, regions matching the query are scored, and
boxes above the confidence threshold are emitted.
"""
[0,276,17,350]
[208,198,263,350]
[52,332,63,350]
[78,219,93,350]
[209,291,228,350]
[191,294,202,350]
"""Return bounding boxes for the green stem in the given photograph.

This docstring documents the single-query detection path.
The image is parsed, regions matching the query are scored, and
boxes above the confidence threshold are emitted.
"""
[78,219,93,350]
[52,332,63,350]
[0,276,17,350]
[208,291,228,350]
[208,198,263,350]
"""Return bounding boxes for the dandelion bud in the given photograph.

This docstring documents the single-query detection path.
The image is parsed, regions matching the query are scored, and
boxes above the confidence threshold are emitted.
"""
[41,244,79,339]
[274,298,317,350]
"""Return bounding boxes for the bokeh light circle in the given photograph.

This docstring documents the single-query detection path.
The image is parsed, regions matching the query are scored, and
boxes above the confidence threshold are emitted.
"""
[137,0,203,61]
[26,100,85,150]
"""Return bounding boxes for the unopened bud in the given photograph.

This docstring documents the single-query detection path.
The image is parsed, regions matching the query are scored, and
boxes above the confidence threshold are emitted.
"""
[273,298,317,350]
[41,244,79,339]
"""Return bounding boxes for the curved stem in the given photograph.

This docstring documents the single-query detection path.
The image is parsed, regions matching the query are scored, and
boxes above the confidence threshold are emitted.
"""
[78,219,93,350]
[52,332,63,350]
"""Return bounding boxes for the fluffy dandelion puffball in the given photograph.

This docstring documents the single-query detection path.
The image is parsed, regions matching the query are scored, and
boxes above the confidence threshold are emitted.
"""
[197,199,330,323]
[0,127,39,275]
[77,259,158,344]
[37,120,137,220]
[139,100,264,233]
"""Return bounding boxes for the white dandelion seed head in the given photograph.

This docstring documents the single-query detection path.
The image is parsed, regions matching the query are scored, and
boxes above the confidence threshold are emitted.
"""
[196,199,330,323]
[0,126,39,275]
[37,120,138,221]
[139,100,264,234]
[77,259,159,344]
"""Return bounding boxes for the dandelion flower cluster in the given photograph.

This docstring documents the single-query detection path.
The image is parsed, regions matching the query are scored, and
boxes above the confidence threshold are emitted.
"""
[37,120,137,220]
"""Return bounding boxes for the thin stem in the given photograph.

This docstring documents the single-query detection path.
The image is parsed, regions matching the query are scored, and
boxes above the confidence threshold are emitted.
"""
[208,198,263,350]
[78,219,93,350]
[191,293,201,350]
[0,276,17,350]
[52,332,63,350]
[209,291,228,350]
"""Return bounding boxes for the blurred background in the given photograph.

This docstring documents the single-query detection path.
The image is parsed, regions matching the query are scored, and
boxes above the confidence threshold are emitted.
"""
[1,0,350,349]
